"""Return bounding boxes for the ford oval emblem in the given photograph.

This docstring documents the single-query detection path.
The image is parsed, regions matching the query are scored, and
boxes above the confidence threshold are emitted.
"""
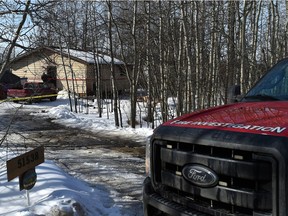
[182,164,218,187]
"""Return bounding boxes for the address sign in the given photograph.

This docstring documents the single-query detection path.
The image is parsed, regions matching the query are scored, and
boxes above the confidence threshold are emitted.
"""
[6,146,44,181]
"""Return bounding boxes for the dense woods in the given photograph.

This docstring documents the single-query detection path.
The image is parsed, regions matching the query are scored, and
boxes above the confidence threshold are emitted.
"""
[0,0,287,128]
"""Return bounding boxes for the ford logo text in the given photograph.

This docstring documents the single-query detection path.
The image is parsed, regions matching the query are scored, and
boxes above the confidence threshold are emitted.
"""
[182,164,218,187]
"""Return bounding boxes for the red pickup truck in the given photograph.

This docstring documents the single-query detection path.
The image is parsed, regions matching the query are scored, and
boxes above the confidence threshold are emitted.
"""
[7,82,57,102]
[143,58,288,216]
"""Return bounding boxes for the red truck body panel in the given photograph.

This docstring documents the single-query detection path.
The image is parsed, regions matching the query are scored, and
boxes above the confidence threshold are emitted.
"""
[7,82,57,101]
[163,101,288,137]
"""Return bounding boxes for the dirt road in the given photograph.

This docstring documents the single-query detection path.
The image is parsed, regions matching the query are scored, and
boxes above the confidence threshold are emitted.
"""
[0,104,146,215]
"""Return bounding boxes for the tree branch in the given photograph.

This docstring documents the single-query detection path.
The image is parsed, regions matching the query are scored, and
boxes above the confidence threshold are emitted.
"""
[0,0,31,78]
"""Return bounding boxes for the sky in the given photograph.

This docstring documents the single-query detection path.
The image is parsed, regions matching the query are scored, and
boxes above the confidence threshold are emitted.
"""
[0,91,155,216]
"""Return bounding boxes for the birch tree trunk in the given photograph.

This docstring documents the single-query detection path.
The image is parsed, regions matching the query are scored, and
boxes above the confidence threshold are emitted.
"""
[66,47,78,113]
[239,0,248,94]
[194,1,204,109]
[144,1,155,128]
[159,1,168,122]
[250,1,262,87]
[89,3,102,116]
[176,4,184,116]
[129,1,138,129]
[107,1,119,127]
[208,1,220,107]
[59,44,73,112]
[226,1,237,103]
[284,0,288,56]
[181,2,193,113]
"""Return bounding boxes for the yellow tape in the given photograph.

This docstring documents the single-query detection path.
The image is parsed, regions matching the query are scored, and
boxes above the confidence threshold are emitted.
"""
[0,94,58,102]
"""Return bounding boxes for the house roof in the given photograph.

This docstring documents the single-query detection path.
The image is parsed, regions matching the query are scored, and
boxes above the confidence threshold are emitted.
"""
[57,49,124,65]
[11,47,125,65]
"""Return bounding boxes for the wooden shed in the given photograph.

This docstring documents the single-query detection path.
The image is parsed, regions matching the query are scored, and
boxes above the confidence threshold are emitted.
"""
[9,47,129,96]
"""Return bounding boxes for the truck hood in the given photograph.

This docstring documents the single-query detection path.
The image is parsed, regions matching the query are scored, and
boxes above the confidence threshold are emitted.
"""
[163,101,288,137]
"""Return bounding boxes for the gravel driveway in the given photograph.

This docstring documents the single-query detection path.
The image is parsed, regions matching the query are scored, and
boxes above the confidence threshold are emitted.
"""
[0,103,147,215]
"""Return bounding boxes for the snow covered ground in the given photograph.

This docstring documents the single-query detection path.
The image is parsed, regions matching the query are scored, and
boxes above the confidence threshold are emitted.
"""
[0,91,156,216]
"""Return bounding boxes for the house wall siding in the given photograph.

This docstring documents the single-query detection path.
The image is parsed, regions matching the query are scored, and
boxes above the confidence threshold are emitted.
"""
[10,51,52,82]
[86,65,129,95]
[53,54,88,95]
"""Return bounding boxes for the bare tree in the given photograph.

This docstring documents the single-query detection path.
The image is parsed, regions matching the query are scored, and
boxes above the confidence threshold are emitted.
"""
[0,0,31,78]
[1,0,287,127]
[107,1,119,127]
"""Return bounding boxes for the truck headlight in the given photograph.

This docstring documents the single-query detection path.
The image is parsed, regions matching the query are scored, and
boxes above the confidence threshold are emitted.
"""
[145,136,151,176]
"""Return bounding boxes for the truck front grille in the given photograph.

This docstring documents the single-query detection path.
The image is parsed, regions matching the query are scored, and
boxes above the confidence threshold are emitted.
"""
[152,140,276,216]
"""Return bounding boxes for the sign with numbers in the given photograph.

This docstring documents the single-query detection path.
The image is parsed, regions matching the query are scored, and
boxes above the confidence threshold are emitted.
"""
[6,146,44,182]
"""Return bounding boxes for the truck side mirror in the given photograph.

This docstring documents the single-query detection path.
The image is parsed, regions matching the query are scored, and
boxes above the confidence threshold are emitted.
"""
[227,85,241,104]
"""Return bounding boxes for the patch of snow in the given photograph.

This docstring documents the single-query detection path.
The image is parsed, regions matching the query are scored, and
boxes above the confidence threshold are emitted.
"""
[0,90,159,215]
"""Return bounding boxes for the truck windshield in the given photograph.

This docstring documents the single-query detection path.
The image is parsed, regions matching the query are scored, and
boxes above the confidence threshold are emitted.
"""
[243,58,288,101]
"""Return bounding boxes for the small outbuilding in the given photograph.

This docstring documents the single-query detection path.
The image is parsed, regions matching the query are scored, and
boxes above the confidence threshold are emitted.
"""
[9,47,129,97]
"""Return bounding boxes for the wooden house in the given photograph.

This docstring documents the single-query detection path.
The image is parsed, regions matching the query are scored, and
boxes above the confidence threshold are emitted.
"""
[9,47,129,97]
